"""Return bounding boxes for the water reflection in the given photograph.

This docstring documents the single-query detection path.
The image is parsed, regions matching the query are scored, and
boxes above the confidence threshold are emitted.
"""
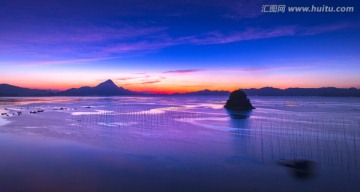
[227,116,255,164]
[226,109,253,119]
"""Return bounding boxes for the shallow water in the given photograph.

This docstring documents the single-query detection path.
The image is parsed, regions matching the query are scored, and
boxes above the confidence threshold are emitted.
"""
[0,96,359,192]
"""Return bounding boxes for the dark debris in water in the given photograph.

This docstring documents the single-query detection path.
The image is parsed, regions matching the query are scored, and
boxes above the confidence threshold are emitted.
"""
[278,159,315,180]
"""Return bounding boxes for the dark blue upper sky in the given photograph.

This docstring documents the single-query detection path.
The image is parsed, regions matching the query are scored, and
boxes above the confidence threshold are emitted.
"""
[0,0,359,92]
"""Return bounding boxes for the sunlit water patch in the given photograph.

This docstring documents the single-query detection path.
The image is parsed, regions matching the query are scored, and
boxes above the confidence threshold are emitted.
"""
[72,110,115,116]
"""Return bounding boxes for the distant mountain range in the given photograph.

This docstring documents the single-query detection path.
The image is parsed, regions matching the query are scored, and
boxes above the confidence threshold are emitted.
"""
[173,89,230,96]
[243,87,360,97]
[0,80,360,97]
[178,87,360,97]
[57,79,135,96]
[0,79,137,97]
[0,84,55,96]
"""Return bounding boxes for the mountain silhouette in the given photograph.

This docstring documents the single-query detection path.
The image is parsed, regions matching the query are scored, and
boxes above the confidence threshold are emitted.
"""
[173,89,230,96]
[58,79,135,96]
[243,87,360,97]
[96,79,119,89]
[0,84,54,96]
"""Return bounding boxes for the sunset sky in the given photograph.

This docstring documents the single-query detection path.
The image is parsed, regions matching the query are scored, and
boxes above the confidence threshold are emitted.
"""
[0,0,359,93]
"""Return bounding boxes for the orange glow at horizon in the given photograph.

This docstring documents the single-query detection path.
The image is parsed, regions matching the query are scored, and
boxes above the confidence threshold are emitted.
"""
[1,67,359,93]
[2,78,359,94]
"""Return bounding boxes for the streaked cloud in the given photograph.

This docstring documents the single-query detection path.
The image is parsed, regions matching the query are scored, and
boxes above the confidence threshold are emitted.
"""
[1,21,354,64]
[163,69,204,74]
[300,23,353,36]
[2,57,119,66]
[177,23,355,45]
[117,73,166,86]
[141,80,162,84]
[117,77,138,81]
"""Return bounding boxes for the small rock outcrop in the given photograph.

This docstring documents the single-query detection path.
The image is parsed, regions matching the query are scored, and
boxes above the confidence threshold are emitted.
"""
[224,90,255,111]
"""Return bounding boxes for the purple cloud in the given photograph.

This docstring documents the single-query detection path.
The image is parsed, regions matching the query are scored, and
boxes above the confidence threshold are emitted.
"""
[124,79,162,85]
[103,40,174,54]
[141,80,162,84]
[174,23,355,45]
[0,22,169,59]
[210,65,315,73]
[177,26,297,45]
[1,0,356,64]
[0,18,354,64]
[117,77,138,81]
[1,57,119,66]
[117,74,166,86]
[300,23,352,36]
[0,23,166,43]
[163,69,204,74]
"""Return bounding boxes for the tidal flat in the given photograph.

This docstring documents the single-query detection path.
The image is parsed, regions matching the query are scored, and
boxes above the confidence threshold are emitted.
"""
[0,96,359,192]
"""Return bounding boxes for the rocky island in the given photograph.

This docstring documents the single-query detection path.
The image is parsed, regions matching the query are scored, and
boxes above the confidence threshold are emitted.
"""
[224,89,255,111]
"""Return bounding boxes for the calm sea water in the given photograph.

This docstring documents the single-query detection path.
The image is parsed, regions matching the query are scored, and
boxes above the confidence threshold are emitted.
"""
[0,96,359,192]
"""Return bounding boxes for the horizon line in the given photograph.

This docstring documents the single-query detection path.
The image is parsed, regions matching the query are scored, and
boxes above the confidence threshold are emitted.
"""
[1,80,359,95]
